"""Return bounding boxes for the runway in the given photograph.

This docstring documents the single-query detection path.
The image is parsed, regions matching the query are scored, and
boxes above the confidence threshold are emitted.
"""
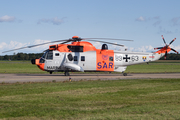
[0,73,180,83]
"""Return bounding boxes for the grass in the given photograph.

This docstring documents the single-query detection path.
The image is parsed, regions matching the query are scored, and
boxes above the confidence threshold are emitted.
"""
[0,79,180,119]
[0,60,180,74]
[0,61,44,74]
[126,60,180,73]
[0,60,180,119]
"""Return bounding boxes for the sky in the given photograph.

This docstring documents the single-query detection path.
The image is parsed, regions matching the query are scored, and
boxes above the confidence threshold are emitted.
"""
[1,0,180,55]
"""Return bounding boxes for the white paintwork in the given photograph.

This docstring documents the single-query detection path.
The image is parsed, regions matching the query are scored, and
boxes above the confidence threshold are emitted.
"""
[63,63,84,72]
[43,50,166,73]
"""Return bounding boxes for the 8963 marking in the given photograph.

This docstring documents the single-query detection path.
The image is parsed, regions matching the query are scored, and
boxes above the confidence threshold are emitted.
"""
[115,55,122,61]
[131,56,139,61]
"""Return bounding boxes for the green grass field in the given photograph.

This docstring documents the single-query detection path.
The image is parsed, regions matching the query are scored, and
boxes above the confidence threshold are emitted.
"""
[0,61,44,74]
[126,60,180,73]
[0,60,180,119]
[0,60,180,74]
[0,79,180,119]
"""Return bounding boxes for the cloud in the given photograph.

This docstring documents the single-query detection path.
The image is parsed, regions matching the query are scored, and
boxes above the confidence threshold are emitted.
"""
[91,41,155,53]
[170,45,180,52]
[1,40,179,55]
[171,17,180,26]
[0,41,28,50]
[153,20,161,27]
[0,42,7,49]
[128,45,154,52]
[0,15,16,22]
[136,16,162,27]
[32,39,51,51]
[136,16,146,22]
[91,42,102,49]
[158,26,172,34]
[0,39,53,54]
[0,41,29,54]
[38,17,66,25]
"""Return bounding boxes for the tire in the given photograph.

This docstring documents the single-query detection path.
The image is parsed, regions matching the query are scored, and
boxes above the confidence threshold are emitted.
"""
[65,71,70,76]
[123,73,127,76]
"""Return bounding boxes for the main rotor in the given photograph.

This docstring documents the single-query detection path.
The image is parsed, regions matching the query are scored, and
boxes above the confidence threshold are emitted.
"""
[2,36,133,53]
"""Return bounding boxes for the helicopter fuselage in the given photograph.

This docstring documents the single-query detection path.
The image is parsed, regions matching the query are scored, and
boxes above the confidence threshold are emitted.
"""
[32,41,163,75]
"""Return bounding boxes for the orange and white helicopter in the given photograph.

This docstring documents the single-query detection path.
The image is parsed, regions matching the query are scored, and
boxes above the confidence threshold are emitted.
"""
[3,35,178,76]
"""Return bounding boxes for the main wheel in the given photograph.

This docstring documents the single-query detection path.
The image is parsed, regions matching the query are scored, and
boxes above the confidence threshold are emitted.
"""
[123,73,127,76]
[64,71,70,76]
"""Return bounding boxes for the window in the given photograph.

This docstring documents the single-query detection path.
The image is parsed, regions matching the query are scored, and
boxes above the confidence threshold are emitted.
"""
[109,56,113,61]
[67,45,83,52]
[39,58,45,63]
[46,51,53,60]
[68,54,73,61]
[81,56,85,61]
[42,50,48,59]
[55,53,59,56]
[74,56,78,61]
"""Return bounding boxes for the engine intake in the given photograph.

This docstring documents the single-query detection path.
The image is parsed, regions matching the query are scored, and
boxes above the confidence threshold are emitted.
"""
[101,44,108,50]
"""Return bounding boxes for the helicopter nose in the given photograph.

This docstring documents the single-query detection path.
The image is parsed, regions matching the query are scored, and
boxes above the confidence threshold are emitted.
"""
[31,59,36,64]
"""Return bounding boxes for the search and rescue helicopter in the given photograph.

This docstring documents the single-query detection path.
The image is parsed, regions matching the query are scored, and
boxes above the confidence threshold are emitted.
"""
[2,35,178,76]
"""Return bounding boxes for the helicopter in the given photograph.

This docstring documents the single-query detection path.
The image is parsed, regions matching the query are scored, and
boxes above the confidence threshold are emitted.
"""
[2,35,178,76]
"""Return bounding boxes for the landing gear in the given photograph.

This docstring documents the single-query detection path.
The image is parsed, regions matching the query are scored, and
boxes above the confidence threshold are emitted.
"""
[123,72,127,76]
[50,71,53,74]
[64,71,70,76]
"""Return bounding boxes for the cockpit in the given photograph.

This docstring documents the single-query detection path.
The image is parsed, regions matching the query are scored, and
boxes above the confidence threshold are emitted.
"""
[39,50,53,63]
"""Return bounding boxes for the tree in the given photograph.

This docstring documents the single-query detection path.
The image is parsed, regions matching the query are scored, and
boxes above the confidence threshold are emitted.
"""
[3,55,9,60]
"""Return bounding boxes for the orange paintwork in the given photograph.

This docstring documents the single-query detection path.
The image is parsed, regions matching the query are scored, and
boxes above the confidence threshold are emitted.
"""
[32,36,177,73]
[49,44,58,50]
[72,41,96,52]
[48,41,114,71]
[35,59,45,71]
[54,41,97,52]
[72,36,79,39]
[96,49,114,71]
[57,44,69,52]
[35,59,39,65]
[155,46,171,54]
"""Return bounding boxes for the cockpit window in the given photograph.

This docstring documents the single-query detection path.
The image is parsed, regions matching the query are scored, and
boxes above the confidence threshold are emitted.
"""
[42,50,48,59]
[46,51,53,60]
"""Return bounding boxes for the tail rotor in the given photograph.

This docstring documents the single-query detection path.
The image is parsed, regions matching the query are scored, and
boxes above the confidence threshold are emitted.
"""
[154,35,178,60]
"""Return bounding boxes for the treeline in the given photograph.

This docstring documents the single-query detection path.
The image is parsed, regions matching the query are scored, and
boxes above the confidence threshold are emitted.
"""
[0,53,180,60]
[0,53,43,60]
[159,53,180,60]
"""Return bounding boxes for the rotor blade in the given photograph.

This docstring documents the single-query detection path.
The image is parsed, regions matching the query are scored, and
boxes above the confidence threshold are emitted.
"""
[61,39,74,44]
[154,47,163,50]
[164,51,167,60]
[85,39,124,47]
[2,37,131,53]
[171,48,179,54]
[169,38,176,45]
[83,38,134,42]
[2,39,69,53]
[2,46,32,53]
[161,35,167,45]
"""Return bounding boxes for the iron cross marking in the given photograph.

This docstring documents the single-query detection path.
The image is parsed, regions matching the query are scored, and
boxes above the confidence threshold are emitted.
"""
[123,55,130,62]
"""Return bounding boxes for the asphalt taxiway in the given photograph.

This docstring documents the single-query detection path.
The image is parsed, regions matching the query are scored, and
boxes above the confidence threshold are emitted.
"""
[0,73,180,83]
